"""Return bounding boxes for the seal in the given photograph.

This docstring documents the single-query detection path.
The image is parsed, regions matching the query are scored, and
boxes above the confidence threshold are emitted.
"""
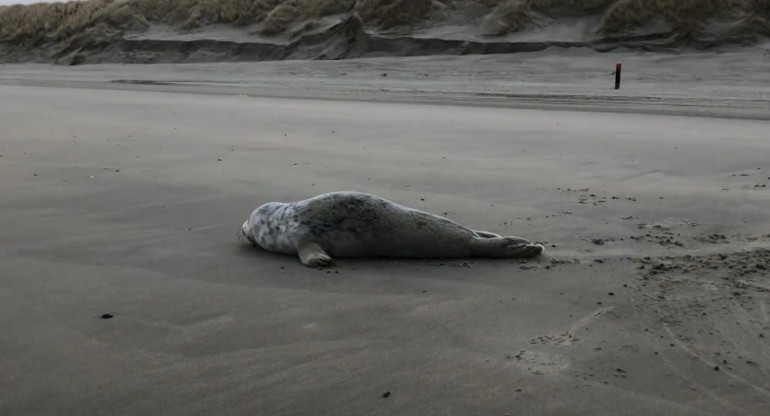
[239,191,544,267]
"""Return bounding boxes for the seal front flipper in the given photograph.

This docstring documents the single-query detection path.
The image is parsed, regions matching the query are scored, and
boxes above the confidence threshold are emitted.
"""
[297,238,334,268]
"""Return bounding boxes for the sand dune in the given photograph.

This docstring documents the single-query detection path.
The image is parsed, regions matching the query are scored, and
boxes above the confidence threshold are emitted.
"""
[1,0,769,64]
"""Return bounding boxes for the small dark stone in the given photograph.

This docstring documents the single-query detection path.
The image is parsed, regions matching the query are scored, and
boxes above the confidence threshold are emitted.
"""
[616,368,625,373]
[101,314,113,319]
[713,366,720,371]
[382,391,391,398]
[594,259,604,264]
[608,292,615,296]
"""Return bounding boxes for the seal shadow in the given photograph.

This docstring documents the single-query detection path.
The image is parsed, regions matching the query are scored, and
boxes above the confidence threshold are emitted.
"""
[235,240,548,269]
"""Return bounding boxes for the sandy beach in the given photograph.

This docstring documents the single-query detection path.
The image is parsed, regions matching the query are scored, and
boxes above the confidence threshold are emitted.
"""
[1,50,770,415]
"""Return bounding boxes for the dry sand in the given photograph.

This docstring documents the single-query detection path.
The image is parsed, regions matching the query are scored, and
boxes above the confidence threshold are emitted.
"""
[1,51,770,415]
[2,45,770,118]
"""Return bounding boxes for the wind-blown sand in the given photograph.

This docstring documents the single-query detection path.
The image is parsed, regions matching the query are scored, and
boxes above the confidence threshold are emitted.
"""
[2,44,770,118]
[1,49,769,414]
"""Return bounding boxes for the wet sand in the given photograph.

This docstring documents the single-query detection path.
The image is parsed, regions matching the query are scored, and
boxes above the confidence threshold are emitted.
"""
[1,63,769,415]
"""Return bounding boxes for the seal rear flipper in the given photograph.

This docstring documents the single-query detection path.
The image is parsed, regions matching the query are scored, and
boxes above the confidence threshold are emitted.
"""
[297,239,334,268]
[474,230,502,239]
[470,236,545,259]
[513,243,545,258]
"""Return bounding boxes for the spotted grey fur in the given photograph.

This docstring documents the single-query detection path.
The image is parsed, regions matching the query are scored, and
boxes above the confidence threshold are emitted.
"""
[240,191,544,267]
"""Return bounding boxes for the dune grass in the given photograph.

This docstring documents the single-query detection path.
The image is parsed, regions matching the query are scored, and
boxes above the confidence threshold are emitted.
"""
[0,0,768,46]
[476,0,764,36]
[599,0,747,36]
[353,0,434,28]
[746,0,770,31]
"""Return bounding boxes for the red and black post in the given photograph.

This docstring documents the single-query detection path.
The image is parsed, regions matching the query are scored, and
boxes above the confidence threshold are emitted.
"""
[615,62,622,90]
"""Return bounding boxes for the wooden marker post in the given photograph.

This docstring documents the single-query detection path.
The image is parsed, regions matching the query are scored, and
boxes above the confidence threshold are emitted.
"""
[615,62,622,90]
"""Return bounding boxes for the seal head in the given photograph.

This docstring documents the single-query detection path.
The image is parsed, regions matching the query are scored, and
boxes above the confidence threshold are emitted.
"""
[242,201,304,254]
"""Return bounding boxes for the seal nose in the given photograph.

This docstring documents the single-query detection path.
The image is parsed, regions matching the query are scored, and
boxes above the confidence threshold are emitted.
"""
[240,221,257,245]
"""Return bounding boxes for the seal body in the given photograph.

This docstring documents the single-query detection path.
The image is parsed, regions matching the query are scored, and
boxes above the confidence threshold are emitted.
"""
[240,191,544,267]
